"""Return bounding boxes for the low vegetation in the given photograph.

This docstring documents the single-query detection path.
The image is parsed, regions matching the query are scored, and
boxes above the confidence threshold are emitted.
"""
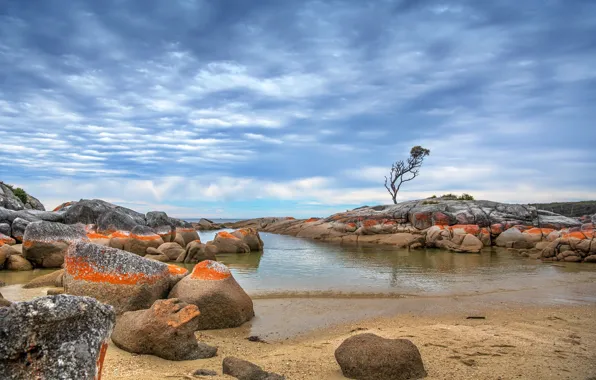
[429,193,475,201]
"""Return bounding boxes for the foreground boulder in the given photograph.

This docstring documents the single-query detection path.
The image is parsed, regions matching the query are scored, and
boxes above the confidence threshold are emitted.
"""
[232,228,264,251]
[23,221,88,268]
[111,298,217,361]
[0,294,115,380]
[207,231,250,254]
[335,333,427,380]
[222,357,285,380]
[168,260,254,329]
[64,241,170,313]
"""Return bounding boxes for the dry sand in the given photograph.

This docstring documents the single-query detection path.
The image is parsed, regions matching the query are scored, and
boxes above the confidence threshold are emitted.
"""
[103,299,596,380]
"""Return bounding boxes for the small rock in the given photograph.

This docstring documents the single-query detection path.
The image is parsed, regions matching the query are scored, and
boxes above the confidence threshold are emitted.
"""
[191,369,218,377]
[23,269,64,289]
[222,357,285,380]
[6,255,33,271]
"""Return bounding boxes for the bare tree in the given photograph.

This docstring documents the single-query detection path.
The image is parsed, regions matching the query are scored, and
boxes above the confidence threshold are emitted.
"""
[384,146,430,204]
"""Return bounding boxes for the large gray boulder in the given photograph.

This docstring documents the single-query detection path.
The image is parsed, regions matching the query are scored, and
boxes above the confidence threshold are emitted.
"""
[97,209,138,234]
[0,295,115,380]
[0,222,11,237]
[10,218,30,242]
[64,241,171,314]
[146,211,175,242]
[111,298,217,361]
[23,221,89,268]
[63,199,115,225]
[335,333,427,380]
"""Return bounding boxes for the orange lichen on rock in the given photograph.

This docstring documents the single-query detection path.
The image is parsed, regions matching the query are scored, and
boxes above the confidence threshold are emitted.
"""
[110,231,130,239]
[490,224,504,234]
[95,341,109,380]
[305,218,320,223]
[153,299,201,328]
[176,228,196,233]
[563,231,594,239]
[130,233,162,241]
[524,228,555,235]
[235,229,251,236]
[362,219,379,228]
[449,224,480,235]
[87,233,110,240]
[167,264,188,276]
[53,201,72,212]
[190,260,231,281]
[286,217,296,220]
[1,235,16,245]
[383,220,397,225]
[216,231,240,240]
[65,256,163,285]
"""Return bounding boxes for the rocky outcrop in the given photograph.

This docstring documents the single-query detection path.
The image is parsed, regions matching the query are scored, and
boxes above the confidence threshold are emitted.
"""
[193,218,225,231]
[207,231,250,254]
[0,294,115,380]
[335,333,427,380]
[111,298,217,361]
[0,182,45,211]
[222,357,285,380]
[22,221,89,268]
[231,228,264,251]
[64,241,170,313]
[168,261,254,329]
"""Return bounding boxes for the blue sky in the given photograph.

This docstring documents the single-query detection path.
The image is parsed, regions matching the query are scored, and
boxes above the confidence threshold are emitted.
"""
[1,0,595,218]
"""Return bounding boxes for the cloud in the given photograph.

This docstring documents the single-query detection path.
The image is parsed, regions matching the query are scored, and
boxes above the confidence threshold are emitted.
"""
[0,0,595,217]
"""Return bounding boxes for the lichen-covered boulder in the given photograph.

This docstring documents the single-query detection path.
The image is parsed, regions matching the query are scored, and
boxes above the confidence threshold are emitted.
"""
[23,221,89,268]
[64,241,170,314]
[158,242,186,261]
[23,269,65,289]
[176,227,200,247]
[231,228,264,251]
[10,217,30,242]
[0,294,115,380]
[179,240,218,263]
[111,298,217,361]
[207,231,250,254]
[335,333,427,380]
[0,232,15,246]
[6,255,33,271]
[153,225,175,243]
[168,261,254,329]
[222,357,285,380]
[122,225,164,256]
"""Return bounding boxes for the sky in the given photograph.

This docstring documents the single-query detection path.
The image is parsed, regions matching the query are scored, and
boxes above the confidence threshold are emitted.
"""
[1,0,595,218]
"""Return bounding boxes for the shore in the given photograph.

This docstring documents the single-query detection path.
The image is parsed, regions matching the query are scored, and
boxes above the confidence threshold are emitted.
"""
[102,293,596,379]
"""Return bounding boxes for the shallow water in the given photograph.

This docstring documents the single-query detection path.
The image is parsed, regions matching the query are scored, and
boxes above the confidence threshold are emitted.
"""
[2,231,596,302]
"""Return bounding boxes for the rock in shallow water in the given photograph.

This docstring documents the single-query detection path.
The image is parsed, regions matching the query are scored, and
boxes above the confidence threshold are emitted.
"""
[335,333,427,380]
[0,294,115,380]
[111,298,217,361]
[64,241,170,313]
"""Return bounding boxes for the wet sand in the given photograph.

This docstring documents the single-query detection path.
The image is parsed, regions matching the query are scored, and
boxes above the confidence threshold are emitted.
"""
[102,287,596,380]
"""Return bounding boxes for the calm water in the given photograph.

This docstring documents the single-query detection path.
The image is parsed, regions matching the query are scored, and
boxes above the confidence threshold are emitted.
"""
[2,231,596,300]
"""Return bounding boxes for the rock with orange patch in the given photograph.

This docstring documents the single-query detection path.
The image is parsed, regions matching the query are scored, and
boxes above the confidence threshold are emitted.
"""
[23,221,89,268]
[153,225,175,243]
[123,225,164,256]
[175,227,200,247]
[146,211,175,243]
[111,298,217,361]
[305,217,320,223]
[0,294,115,380]
[207,231,250,254]
[231,228,264,251]
[0,232,15,246]
[167,264,188,289]
[64,241,171,314]
[168,261,254,330]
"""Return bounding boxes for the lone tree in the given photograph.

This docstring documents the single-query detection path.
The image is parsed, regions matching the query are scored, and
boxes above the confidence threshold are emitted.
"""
[384,146,430,204]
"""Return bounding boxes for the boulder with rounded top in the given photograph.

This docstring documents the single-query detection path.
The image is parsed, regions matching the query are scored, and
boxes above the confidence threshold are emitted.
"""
[153,225,175,243]
[231,228,264,251]
[63,199,113,225]
[179,240,218,263]
[0,232,15,246]
[495,227,534,249]
[158,242,186,261]
[122,225,164,256]
[0,294,115,380]
[168,260,254,329]
[97,209,138,235]
[111,298,217,361]
[23,221,89,268]
[11,217,30,242]
[222,357,285,380]
[0,222,11,237]
[63,241,171,313]
[335,333,427,380]
[173,233,186,248]
[6,255,33,271]
[176,227,200,247]
[207,231,250,254]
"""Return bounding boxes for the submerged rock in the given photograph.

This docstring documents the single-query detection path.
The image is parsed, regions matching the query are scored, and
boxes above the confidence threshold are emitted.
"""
[64,241,170,313]
[23,221,88,268]
[335,333,427,380]
[111,298,217,361]
[0,294,115,380]
[168,260,254,329]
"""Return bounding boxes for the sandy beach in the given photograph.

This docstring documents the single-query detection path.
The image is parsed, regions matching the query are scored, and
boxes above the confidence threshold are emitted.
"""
[103,295,596,380]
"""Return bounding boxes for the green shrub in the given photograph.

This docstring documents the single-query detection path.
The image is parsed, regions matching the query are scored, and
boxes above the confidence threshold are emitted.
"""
[429,195,437,199]
[440,193,458,200]
[422,200,439,205]
[13,187,28,204]
[457,193,475,201]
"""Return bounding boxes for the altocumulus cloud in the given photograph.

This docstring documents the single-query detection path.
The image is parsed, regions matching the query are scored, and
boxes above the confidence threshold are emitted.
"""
[1,0,595,217]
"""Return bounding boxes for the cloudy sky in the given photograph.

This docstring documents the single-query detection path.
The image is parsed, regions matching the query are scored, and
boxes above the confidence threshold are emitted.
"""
[1,0,595,218]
